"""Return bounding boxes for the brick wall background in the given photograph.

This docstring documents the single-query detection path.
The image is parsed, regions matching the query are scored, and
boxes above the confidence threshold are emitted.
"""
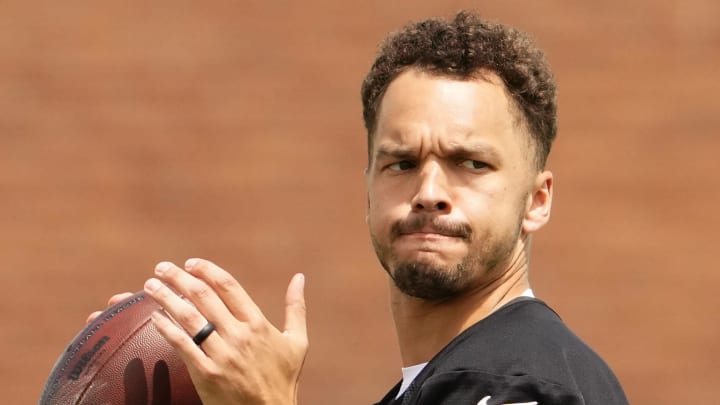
[1,1,718,403]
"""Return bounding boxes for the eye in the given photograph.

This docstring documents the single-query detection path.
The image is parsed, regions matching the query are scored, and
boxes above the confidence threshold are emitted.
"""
[460,159,488,170]
[388,160,416,171]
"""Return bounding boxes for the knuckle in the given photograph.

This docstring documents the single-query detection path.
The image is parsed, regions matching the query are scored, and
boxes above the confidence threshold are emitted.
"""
[234,325,255,344]
[174,308,204,327]
[226,325,255,348]
[292,342,309,359]
[299,335,309,349]
[293,334,309,352]
[246,316,268,333]
[214,273,239,293]
[196,361,222,381]
[230,327,249,344]
[293,300,307,314]
[158,325,187,348]
[186,282,212,301]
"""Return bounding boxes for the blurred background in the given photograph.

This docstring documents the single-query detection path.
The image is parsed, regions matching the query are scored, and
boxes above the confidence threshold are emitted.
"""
[1,0,718,403]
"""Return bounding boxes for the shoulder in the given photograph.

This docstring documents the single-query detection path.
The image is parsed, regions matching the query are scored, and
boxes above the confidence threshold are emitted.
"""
[409,298,629,404]
[441,299,607,371]
[439,299,584,361]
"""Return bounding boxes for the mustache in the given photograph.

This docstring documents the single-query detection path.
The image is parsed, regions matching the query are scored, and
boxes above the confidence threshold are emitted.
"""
[391,216,472,240]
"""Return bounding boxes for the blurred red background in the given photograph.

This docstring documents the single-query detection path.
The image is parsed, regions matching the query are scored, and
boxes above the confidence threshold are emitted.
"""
[1,1,718,403]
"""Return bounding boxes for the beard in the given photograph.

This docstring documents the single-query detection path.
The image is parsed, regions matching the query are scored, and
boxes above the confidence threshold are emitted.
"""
[370,214,522,301]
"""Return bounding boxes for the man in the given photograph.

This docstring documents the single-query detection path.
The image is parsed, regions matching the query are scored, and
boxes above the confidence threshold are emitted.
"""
[91,10,628,405]
[360,11,628,404]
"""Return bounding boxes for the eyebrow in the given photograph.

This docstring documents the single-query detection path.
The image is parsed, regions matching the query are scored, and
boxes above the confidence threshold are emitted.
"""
[444,143,502,162]
[373,142,503,162]
[373,145,416,161]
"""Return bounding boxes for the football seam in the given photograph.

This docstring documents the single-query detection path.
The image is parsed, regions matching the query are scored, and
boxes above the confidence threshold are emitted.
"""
[75,314,158,403]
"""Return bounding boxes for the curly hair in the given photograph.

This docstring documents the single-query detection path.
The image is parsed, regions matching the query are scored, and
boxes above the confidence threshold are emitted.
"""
[361,11,557,169]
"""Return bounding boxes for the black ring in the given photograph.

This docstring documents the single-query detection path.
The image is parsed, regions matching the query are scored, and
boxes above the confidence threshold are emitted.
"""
[192,322,215,345]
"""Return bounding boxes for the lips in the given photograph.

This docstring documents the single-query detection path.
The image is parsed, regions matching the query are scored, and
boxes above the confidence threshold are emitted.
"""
[391,217,472,240]
[397,231,462,244]
[400,228,458,238]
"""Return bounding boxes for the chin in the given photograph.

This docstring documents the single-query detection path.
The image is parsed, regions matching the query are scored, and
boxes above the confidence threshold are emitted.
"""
[389,259,471,300]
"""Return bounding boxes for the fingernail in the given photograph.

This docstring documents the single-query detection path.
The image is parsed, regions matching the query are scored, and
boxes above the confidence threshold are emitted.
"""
[185,258,198,270]
[145,278,163,293]
[155,262,171,275]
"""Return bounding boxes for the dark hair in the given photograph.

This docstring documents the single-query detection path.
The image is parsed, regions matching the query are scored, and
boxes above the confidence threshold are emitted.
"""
[361,11,557,169]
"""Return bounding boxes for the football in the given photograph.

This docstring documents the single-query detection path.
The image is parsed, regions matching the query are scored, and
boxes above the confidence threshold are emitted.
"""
[40,291,201,405]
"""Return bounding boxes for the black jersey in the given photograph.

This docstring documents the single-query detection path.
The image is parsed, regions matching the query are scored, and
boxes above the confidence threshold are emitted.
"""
[374,298,629,405]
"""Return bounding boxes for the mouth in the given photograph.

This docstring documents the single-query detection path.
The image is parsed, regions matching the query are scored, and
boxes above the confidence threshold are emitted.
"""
[392,232,469,252]
[392,218,472,241]
[393,231,467,256]
[398,230,461,239]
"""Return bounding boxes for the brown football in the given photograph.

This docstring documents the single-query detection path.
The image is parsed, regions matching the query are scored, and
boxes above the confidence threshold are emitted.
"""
[40,291,201,405]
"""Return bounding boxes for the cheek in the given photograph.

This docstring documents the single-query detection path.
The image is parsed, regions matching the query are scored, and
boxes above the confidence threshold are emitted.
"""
[461,186,524,232]
[367,197,391,231]
[367,190,406,234]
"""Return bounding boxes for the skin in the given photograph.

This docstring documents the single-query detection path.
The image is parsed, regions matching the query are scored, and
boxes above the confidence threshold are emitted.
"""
[89,262,307,405]
[366,68,553,366]
[87,68,553,403]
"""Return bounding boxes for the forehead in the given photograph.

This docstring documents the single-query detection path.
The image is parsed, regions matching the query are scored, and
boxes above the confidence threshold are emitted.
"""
[372,69,531,159]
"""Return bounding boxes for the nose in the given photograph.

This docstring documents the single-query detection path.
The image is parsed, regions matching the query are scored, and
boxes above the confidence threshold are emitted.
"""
[411,162,452,213]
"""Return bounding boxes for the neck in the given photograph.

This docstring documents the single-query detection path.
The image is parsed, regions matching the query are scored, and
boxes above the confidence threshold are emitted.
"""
[389,247,531,367]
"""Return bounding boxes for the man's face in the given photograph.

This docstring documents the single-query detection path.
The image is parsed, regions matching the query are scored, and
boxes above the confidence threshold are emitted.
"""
[366,68,549,300]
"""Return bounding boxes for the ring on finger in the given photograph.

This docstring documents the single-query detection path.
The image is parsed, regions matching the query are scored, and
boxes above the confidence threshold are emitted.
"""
[192,322,216,345]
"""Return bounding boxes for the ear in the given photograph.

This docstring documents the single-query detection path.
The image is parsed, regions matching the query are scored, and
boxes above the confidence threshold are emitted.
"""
[364,167,370,224]
[365,194,370,224]
[522,170,553,234]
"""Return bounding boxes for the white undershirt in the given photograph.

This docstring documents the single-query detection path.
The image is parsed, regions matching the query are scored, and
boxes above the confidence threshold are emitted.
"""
[395,289,535,398]
[397,362,428,398]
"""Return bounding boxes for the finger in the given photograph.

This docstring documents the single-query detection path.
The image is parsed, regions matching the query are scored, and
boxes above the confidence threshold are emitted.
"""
[283,273,307,340]
[144,278,224,357]
[150,310,217,378]
[86,311,103,324]
[107,292,133,306]
[152,262,235,331]
[86,292,134,323]
[183,258,264,322]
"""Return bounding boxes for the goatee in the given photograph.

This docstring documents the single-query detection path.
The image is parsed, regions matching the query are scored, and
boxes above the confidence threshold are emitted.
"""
[370,214,520,301]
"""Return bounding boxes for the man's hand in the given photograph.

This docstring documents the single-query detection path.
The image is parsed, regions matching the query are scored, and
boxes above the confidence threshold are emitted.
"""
[143,258,308,405]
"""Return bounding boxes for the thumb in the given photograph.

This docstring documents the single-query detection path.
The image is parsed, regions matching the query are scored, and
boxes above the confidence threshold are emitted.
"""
[283,273,307,339]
